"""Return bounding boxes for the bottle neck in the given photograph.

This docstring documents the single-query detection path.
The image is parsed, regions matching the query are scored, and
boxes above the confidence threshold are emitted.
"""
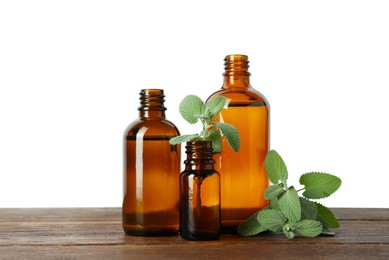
[222,54,251,89]
[184,141,215,171]
[138,89,166,120]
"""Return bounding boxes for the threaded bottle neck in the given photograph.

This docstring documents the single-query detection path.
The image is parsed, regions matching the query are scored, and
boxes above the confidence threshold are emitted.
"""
[184,141,215,170]
[138,89,166,119]
[222,55,251,89]
[223,54,251,76]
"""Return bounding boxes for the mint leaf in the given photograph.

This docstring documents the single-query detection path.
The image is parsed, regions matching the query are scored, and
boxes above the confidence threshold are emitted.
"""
[257,209,286,232]
[265,150,288,184]
[264,184,285,200]
[204,128,222,154]
[294,219,322,237]
[169,134,199,145]
[300,172,341,199]
[237,211,266,236]
[321,226,336,236]
[283,224,295,239]
[300,197,317,220]
[205,96,226,119]
[211,122,240,152]
[270,197,280,210]
[315,202,340,228]
[179,95,206,124]
[278,187,301,223]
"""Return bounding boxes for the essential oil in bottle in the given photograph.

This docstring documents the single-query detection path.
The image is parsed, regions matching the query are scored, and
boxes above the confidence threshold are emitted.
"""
[122,89,181,236]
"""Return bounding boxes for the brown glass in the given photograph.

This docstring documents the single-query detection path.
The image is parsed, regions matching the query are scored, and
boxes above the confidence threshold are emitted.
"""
[180,141,221,241]
[122,89,181,236]
[206,55,270,230]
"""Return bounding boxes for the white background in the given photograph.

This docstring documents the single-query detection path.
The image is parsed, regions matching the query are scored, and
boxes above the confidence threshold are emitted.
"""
[1,0,388,208]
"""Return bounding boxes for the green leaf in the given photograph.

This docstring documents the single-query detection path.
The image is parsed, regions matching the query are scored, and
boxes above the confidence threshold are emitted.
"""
[205,96,226,119]
[257,209,286,232]
[294,219,322,237]
[237,211,266,236]
[300,172,342,199]
[211,122,240,152]
[270,197,280,210]
[315,202,340,228]
[300,197,317,220]
[264,184,285,200]
[278,187,301,223]
[321,226,336,236]
[179,95,206,124]
[283,224,295,239]
[169,134,199,145]
[264,150,288,184]
[204,129,222,154]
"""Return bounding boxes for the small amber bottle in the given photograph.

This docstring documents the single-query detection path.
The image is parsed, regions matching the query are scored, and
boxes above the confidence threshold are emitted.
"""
[180,141,221,241]
[206,55,270,231]
[122,89,181,236]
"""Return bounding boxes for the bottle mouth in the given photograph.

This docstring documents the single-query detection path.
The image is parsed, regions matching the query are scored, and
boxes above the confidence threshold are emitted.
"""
[138,89,167,111]
[223,54,251,76]
[225,54,248,61]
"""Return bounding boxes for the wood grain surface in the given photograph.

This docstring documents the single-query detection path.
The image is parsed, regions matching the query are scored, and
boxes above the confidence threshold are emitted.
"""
[0,208,388,259]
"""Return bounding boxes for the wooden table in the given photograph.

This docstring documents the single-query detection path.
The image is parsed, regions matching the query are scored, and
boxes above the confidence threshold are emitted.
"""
[0,208,388,259]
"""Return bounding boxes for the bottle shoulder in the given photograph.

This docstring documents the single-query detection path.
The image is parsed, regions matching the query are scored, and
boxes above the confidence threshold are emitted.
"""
[124,118,180,137]
[207,87,270,107]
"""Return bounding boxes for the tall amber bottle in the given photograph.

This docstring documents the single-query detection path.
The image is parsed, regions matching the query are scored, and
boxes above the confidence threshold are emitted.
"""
[180,141,221,241]
[122,89,181,236]
[206,54,270,230]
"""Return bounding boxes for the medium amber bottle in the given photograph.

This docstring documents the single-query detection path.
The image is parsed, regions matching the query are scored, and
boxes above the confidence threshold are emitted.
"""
[122,89,181,236]
[180,141,221,241]
[206,54,270,230]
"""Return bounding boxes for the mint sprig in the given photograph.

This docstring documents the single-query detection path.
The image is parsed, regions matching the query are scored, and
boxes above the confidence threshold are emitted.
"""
[238,149,342,239]
[169,95,240,153]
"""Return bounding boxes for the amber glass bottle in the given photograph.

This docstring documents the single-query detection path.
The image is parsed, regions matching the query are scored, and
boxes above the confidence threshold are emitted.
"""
[206,54,270,230]
[122,89,180,236]
[180,141,221,241]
